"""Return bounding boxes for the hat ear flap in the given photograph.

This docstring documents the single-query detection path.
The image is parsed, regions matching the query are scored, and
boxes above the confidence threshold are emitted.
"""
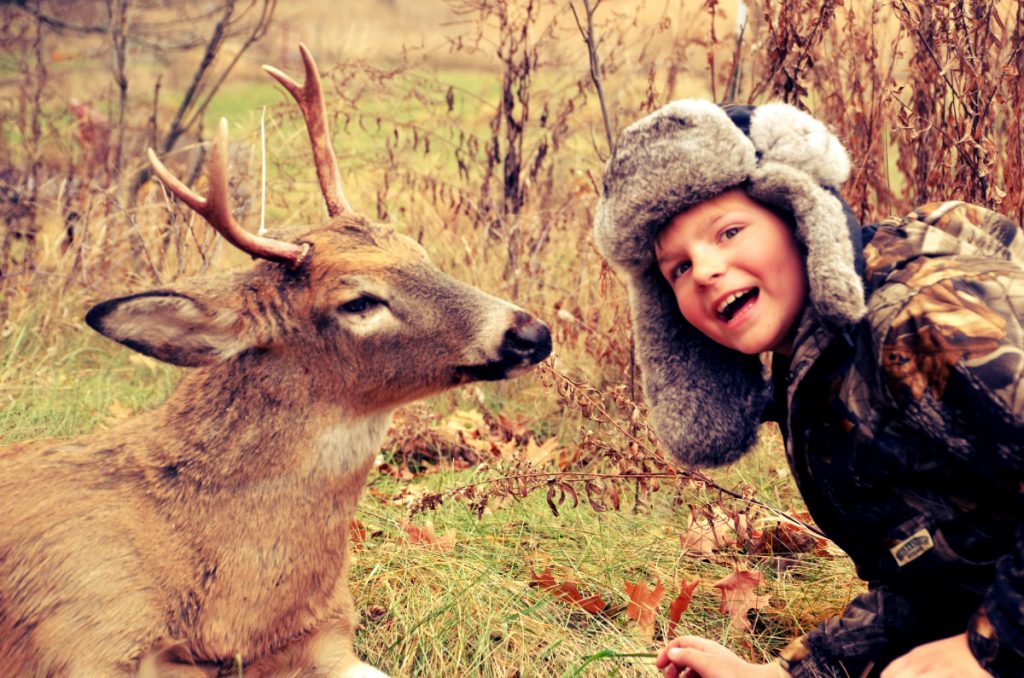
[748,162,867,325]
[86,291,250,367]
[628,267,770,467]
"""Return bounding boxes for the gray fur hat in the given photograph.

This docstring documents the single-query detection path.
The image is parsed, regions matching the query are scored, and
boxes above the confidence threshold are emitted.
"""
[593,100,866,467]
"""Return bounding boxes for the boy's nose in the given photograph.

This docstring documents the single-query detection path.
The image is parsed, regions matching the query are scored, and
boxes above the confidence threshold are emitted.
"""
[690,250,726,285]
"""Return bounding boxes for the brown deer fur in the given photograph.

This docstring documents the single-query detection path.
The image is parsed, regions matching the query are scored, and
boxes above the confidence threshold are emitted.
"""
[0,48,551,678]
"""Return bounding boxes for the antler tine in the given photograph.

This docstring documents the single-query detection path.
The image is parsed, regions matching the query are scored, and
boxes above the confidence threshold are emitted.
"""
[263,43,353,218]
[148,118,310,268]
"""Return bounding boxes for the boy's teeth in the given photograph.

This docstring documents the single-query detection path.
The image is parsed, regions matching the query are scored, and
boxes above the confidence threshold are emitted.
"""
[717,291,747,315]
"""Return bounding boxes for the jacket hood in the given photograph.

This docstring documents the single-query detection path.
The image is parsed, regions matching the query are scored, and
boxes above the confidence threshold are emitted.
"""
[594,100,865,467]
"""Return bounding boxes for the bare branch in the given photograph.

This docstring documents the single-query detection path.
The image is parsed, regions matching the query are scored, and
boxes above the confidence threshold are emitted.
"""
[571,0,614,156]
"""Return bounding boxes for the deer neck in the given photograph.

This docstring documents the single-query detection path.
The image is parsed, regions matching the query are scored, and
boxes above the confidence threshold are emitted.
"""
[128,353,393,493]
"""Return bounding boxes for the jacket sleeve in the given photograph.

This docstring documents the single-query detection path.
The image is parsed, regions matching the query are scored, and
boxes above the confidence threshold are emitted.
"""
[778,585,924,677]
[874,254,1024,675]
[968,525,1024,677]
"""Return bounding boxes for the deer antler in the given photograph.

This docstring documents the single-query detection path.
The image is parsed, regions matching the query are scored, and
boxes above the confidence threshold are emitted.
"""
[147,118,310,269]
[263,43,353,218]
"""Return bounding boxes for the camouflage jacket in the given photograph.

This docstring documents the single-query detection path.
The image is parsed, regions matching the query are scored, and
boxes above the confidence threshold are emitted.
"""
[774,202,1024,677]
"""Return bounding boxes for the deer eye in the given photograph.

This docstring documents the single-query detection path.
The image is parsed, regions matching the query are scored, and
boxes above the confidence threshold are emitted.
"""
[339,296,382,314]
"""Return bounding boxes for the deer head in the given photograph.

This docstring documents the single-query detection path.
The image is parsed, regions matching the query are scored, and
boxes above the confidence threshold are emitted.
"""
[87,44,551,416]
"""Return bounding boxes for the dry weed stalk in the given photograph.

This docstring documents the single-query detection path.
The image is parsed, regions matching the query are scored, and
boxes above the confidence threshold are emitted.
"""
[408,363,825,544]
[887,0,1023,213]
[0,0,277,300]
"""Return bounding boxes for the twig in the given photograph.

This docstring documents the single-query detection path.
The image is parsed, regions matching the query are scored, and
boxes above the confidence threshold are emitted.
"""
[428,469,826,540]
[569,0,614,155]
[259,106,267,236]
[896,1,962,103]
[423,364,826,540]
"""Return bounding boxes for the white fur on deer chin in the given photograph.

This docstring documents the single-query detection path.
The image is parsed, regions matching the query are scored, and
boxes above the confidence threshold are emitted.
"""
[314,412,393,479]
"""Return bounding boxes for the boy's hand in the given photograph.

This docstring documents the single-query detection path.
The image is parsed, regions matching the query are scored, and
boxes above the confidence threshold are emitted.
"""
[655,636,788,678]
[881,633,989,677]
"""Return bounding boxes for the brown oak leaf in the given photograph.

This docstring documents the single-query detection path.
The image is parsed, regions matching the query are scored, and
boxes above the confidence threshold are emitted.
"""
[750,518,828,556]
[625,580,665,638]
[667,578,701,638]
[530,567,608,614]
[712,570,770,632]
[679,510,736,555]
[522,436,561,466]
[402,520,456,551]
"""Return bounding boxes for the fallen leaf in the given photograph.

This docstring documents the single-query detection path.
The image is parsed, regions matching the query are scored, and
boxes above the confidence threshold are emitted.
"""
[437,408,487,436]
[712,570,770,632]
[679,525,719,555]
[679,512,736,555]
[497,413,530,439]
[750,521,827,556]
[390,485,432,507]
[667,578,700,638]
[530,567,608,614]
[522,436,561,466]
[362,605,388,624]
[555,446,584,470]
[402,520,456,551]
[625,580,665,638]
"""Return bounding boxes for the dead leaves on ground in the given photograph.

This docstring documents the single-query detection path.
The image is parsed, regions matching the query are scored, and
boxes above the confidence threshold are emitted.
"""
[667,578,700,638]
[357,518,772,639]
[530,567,609,615]
[366,405,813,640]
[381,406,575,481]
[679,505,829,561]
[401,520,456,551]
[624,580,665,637]
[349,518,456,552]
[528,566,769,639]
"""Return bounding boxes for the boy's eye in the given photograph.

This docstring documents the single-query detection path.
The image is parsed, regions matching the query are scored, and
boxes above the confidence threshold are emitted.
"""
[721,225,743,240]
[672,261,692,279]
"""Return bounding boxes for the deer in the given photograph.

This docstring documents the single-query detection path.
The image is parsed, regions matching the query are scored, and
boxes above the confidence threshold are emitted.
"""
[0,44,551,677]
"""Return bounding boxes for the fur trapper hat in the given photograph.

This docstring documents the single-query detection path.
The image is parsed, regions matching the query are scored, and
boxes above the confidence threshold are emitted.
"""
[593,100,866,467]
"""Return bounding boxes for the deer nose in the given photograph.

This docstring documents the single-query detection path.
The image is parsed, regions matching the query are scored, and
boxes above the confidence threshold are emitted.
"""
[503,312,552,364]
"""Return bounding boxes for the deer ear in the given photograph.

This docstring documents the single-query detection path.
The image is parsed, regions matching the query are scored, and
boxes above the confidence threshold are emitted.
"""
[86,291,249,367]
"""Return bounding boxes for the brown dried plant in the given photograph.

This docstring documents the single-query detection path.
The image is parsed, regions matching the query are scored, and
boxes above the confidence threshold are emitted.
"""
[406,363,826,554]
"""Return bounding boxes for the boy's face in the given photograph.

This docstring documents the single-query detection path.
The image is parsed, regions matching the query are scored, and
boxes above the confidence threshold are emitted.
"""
[655,188,808,355]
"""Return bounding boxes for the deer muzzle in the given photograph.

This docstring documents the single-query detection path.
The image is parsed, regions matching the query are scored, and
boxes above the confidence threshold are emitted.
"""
[456,311,551,382]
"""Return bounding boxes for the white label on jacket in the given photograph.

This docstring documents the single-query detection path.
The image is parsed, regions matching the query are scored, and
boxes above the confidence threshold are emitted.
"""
[890,528,934,567]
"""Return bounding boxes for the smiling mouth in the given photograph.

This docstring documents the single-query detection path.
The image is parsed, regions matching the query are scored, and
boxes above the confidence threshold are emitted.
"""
[716,288,759,322]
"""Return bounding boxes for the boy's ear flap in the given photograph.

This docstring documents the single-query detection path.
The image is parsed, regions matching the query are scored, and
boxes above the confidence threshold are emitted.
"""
[85,291,250,367]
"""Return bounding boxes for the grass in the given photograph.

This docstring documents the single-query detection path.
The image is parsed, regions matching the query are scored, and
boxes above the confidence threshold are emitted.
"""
[334,433,860,676]
[0,314,181,444]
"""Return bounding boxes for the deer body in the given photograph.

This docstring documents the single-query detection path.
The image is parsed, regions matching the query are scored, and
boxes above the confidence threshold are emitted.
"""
[0,48,550,677]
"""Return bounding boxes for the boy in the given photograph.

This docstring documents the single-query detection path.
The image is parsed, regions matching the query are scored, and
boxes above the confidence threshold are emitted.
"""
[593,100,1024,676]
